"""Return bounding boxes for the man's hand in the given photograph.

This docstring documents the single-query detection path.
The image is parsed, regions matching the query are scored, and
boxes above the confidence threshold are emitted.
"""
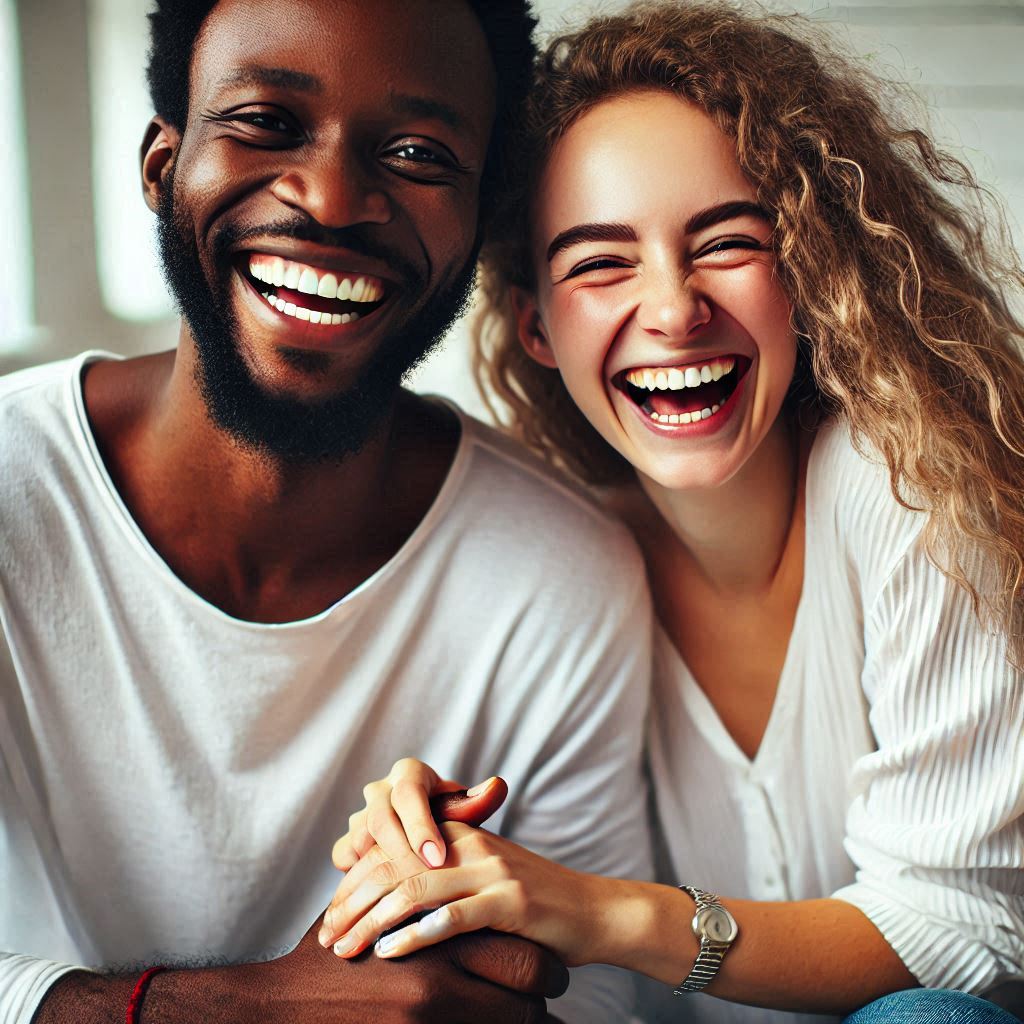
[35,914,568,1024]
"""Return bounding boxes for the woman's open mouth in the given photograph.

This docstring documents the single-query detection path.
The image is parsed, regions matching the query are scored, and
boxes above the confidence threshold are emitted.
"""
[238,254,389,326]
[615,355,750,426]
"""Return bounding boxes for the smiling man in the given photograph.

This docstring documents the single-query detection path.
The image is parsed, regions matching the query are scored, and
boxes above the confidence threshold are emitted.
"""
[0,1,652,1022]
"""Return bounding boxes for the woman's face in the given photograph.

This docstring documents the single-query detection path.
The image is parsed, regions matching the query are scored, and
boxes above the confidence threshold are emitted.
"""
[518,90,797,492]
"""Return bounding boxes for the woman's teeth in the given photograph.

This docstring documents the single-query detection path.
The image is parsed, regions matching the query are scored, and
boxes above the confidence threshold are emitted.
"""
[622,356,738,427]
[624,357,735,392]
[649,404,721,425]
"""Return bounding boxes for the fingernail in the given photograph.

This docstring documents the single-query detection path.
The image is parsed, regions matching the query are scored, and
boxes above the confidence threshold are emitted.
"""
[318,926,332,947]
[466,777,495,797]
[333,934,356,957]
[375,933,399,958]
[420,840,444,868]
[417,906,450,939]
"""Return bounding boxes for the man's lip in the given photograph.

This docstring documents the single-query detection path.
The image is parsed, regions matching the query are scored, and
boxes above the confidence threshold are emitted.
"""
[235,267,390,337]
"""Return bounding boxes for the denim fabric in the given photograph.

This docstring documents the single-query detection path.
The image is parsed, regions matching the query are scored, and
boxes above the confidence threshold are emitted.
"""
[843,989,1021,1024]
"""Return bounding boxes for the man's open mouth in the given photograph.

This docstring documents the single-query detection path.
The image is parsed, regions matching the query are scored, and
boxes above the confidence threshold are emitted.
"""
[239,254,389,325]
[615,355,750,425]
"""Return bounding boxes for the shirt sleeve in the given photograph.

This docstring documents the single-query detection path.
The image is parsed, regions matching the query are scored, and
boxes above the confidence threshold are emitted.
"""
[0,956,82,1024]
[831,531,1024,994]
[493,541,654,1022]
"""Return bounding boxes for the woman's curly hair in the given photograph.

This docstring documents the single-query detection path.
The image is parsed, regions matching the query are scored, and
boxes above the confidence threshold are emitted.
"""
[473,0,1024,664]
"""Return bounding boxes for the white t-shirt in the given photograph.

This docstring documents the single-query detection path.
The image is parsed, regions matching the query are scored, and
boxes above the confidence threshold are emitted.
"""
[636,418,1024,1024]
[0,353,654,1024]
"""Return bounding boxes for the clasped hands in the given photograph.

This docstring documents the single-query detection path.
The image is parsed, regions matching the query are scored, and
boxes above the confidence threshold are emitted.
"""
[318,759,609,969]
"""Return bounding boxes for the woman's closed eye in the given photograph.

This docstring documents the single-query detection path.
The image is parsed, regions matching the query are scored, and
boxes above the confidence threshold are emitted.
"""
[558,257,633,283]
[694,236,768,262]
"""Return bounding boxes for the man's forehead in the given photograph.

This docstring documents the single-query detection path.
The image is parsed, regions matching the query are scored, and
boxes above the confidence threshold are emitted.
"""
[191,0,496,123]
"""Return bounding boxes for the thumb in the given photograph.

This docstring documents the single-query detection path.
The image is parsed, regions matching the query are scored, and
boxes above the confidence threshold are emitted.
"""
[429,776,508,827]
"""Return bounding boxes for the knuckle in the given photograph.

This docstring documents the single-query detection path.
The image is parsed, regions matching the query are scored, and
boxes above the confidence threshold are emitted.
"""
[503,877,529,916]
[370,858,401,887]
[365,806,392,838]
[398,873,428,908]
[347,809,365,834]
[486,853,513,881]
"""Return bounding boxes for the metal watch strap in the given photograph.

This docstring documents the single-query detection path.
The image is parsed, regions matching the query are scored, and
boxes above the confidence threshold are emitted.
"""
[673,886,732,996]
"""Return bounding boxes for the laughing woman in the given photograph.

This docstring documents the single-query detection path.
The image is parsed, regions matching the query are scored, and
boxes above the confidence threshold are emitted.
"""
[317,3,1024,1021]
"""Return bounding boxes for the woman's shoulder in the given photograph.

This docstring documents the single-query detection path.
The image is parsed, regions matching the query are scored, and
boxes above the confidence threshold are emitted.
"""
[806,417,928,600]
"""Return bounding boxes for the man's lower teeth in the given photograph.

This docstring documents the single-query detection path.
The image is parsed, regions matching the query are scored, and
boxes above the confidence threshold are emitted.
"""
[261,291,360,325]
[649,404,721,425]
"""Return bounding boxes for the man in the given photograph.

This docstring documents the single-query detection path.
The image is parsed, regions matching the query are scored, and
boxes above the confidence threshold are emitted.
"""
[0,1,652,1022]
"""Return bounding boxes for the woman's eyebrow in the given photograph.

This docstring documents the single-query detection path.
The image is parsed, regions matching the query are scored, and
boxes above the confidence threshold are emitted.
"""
[546,223,637,263]
[685,200,772,235]
[545,201,771,264]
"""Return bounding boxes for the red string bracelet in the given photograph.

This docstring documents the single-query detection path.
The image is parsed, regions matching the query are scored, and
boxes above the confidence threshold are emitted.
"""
[125,966,167,1024]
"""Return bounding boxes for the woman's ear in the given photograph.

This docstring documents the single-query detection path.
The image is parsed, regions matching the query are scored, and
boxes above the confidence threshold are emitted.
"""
[510,287,558,369]
[140,117,180,213]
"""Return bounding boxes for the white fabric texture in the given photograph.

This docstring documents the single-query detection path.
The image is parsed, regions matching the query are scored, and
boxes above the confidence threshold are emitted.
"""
[0,353,654,1024]
[637,418,1024,1024]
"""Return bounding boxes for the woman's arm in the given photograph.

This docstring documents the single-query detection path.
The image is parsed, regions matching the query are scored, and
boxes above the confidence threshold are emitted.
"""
[322,820,916,1016]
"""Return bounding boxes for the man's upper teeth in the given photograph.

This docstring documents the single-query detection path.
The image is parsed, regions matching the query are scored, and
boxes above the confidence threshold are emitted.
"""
[625,358,735,390]
[248,256,384,303]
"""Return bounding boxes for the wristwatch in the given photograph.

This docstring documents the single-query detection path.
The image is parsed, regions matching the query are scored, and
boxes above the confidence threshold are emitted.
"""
[673,886,739,995]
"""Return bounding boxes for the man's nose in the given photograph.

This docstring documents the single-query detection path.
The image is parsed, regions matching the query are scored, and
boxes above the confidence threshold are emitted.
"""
[635,268,712,340]
[269,149,392,229]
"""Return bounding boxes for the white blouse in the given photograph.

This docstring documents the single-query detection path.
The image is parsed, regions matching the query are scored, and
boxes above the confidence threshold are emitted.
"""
[636,418,1024,1024]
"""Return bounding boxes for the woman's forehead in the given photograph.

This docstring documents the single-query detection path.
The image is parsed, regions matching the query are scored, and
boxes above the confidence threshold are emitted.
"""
[536,90,755,235]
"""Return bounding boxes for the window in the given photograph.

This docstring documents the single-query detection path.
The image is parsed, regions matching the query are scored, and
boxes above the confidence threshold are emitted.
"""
[88,0,173,322]
[0,0,33,353]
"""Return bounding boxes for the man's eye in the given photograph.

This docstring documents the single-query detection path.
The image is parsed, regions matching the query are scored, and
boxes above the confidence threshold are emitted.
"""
[381,140,464,182]
[232,113,293,134]
[390,144,445,163]
[203,108,300,142]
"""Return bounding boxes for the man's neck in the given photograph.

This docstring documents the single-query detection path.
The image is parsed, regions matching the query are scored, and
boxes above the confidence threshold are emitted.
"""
[82,340,459,622]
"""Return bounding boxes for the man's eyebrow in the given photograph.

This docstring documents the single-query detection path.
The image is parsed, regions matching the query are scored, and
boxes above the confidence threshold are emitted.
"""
[218,66,323,94]
[685,200,772,235]
[546,223,638,263]
[389,94,470,135]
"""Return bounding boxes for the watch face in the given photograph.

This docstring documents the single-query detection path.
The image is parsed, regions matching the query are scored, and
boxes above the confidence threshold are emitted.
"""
[695,906,738,943]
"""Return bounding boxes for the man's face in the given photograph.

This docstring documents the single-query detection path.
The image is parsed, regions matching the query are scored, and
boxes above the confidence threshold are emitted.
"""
[152,0,496,461]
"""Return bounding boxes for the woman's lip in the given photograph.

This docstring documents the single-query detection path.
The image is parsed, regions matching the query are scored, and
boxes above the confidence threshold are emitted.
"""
[616,362,750,439]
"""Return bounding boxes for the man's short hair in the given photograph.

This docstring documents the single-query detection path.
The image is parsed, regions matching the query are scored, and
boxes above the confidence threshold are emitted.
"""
[145,0,538,222]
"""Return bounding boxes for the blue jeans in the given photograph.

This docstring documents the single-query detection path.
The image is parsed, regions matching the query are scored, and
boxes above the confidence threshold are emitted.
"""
[843,989,1021,1024]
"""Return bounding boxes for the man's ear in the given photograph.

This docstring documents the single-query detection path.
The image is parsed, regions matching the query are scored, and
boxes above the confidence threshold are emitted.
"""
[140,117,180,213]
[510,286,558,369]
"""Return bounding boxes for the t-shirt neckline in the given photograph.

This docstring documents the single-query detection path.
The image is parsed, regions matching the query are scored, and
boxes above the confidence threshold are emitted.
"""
[66,350,473,631]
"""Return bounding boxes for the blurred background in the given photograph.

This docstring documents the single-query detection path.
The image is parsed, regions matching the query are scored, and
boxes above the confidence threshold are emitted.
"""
[1,0,1021,416]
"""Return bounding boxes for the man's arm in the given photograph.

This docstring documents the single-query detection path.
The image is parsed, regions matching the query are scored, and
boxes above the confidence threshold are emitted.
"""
[33,919,568,1024]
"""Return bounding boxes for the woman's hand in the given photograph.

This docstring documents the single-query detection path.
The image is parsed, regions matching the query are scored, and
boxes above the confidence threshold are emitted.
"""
[330,758,507,873]
[320,821,615,968]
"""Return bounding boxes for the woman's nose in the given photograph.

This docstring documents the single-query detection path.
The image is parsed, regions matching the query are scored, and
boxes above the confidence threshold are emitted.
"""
[635,269,712,340]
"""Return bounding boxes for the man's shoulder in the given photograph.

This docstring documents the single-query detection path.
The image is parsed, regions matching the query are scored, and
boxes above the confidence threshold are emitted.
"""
[453,410,642,570]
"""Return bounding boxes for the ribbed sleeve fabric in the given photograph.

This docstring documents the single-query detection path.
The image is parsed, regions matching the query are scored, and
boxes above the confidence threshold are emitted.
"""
[0,956,81,1024]
[831,432,1024,993]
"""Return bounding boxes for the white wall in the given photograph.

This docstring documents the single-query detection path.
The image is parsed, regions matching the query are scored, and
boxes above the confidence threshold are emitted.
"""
[4,0,1022,418]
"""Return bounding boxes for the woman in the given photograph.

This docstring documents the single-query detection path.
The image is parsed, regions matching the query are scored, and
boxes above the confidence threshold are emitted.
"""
[316,3,1024,1021]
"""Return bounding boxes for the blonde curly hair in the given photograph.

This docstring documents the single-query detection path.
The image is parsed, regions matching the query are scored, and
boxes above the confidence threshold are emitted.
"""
[473,0,1024,665]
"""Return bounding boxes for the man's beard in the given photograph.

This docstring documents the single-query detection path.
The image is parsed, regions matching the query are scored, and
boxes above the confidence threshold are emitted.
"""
[155,178,477,463]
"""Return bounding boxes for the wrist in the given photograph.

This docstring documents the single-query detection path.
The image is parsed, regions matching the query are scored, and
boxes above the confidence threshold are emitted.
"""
[588,880,701,983]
